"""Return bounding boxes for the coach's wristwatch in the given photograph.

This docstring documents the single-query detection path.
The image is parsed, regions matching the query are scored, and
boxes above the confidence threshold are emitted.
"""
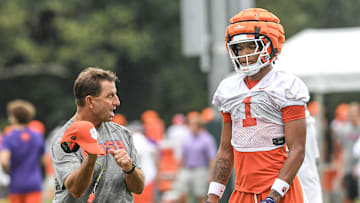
[124,163,136,174]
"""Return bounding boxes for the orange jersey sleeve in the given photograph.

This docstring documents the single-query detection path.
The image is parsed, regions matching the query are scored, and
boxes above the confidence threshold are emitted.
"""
[221,112,232,123]
[281,105,305,123]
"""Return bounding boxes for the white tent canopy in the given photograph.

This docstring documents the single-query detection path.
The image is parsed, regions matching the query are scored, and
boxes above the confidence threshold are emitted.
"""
[274,27,360,94]
[273,27,360,160]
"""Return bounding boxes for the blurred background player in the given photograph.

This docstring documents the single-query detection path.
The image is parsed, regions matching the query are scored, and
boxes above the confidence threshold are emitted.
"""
[28,120,56,203]
[207,8,309,203]
[127,120,158,203]
[330,103,360,203]
[341,102,360,203]
[0,99,45,203]
[166,113,190,163]
[112,113,128,127]
[330,103,350,169]
[175,111,217,203]
[0,128,10,201]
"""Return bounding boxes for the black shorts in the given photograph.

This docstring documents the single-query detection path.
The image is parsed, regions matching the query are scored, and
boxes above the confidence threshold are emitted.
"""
[343,173,358,200]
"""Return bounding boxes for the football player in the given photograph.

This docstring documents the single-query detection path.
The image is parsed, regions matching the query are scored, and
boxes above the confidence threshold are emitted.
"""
[206,8,309,203]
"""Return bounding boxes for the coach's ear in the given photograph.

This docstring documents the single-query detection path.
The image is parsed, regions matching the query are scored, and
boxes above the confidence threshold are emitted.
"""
[85,95,94,108]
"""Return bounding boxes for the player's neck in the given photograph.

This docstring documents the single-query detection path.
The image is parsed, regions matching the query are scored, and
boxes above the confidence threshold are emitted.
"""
[247,65,272,81]
[12,123,27,130]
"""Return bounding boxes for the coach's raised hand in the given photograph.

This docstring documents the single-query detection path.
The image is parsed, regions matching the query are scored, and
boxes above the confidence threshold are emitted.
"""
[109,149,133,173]
[109,148,144,193]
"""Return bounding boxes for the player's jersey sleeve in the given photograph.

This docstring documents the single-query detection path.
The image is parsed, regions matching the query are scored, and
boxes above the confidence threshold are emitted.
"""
[212,73,244,113]
[1,134,12,151]
[276,73,310,109]
[212,79,227,112]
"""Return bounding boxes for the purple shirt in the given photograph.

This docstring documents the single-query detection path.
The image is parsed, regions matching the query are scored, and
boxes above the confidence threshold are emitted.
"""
[1,128,45,193]
[182,129,217,168]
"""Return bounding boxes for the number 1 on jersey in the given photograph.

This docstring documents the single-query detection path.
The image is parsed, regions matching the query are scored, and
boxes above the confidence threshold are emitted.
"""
[242,96,257,127]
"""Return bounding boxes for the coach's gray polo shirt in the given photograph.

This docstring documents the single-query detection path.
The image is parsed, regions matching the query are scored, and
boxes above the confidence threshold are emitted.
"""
[51,119,138,203]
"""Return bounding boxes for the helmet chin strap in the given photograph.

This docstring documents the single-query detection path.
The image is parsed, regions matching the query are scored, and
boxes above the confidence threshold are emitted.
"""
[235,60,268,76]
[245,67,261,76]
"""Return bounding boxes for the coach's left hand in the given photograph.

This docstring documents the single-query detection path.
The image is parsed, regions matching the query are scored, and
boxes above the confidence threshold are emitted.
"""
[109,149,132,172]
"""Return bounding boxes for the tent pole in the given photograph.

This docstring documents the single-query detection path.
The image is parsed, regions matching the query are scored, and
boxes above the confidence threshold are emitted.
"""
[314,93,325,161]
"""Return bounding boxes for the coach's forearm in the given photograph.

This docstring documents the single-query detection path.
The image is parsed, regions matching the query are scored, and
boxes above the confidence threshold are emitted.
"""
[64,154,97,198]
[125,168,145,194]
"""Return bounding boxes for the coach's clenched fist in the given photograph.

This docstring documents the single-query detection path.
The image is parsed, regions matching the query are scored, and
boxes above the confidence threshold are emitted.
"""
[109,149,133,173]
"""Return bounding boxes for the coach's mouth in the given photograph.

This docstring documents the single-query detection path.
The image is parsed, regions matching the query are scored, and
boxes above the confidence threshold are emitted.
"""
[109,108,116,118]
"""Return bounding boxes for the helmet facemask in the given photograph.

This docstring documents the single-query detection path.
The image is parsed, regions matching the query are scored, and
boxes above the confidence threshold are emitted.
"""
[227,34,272,76]
[225,8,285,76]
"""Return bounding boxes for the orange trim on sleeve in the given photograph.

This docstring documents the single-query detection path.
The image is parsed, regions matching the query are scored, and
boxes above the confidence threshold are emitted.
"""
[281,106,305,123]
[221,112,232,123]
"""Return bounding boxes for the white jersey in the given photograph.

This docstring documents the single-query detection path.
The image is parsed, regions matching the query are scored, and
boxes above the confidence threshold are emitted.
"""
[297,112,323,203]
[166,124,191,162]
[213,68,309,152]
[132,132,157,186]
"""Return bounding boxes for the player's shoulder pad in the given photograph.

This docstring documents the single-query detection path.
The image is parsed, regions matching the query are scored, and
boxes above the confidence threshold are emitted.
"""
[213,73,245,110]
[217,72,244,90]
[273,70,303,86]
[273,70,310,103]
[214,73,244,98]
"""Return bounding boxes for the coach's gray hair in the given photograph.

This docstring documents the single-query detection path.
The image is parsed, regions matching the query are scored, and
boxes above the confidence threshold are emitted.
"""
[74,67,118,107]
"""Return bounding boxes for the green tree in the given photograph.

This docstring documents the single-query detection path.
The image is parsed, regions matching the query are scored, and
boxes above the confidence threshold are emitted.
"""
[0,0,208,131]
[1,0,360,132]
[257,0,360,37]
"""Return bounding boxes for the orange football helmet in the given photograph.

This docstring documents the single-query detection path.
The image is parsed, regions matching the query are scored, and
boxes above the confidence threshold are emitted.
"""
[225,8,285,76]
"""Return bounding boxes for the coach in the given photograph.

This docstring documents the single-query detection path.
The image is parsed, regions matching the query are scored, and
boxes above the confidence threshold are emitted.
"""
[51,67,144,202]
